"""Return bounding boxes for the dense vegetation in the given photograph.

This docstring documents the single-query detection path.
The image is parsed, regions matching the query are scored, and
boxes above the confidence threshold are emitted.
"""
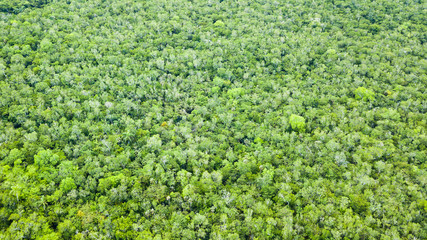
[0,0,426,239]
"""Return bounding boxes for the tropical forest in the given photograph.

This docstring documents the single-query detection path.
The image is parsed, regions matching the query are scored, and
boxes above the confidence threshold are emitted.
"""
[0,0,426,239]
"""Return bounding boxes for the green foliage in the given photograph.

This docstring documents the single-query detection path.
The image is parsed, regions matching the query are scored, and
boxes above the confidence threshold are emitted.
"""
[0,0,425,239]
[0,0,51,13]
[34,149,60,166]
[227,87,245,98]
[98,174,125,192]
[354,87,375,101]
[59,177,76,192]
[214,20,225,28]
[290,114,306,132]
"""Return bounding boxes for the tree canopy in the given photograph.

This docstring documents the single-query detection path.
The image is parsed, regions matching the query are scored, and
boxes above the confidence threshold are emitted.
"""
[0,0,426,239]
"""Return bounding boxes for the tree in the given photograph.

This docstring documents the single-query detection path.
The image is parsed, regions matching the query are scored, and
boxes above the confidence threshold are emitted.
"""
[289,114,306,132]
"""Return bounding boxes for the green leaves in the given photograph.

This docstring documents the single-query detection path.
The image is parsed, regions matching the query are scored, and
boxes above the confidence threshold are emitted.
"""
[213,20,225,28]
[98,174,125,193]
[0,0,425,239]
[6,148,23,165]
[59,177,76,192]
[354,87,375,101]
[34,149,60,167]
[227,87,245,98]
[0,0,52,13]
[289,114,306,132]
